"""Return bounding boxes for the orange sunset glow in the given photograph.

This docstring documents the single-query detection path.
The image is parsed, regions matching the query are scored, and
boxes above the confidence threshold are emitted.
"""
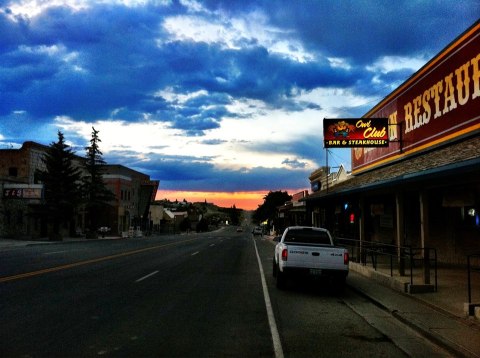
[156,190,308,211]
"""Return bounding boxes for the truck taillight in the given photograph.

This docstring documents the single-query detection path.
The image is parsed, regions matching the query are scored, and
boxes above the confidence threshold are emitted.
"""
[344,252,349,265]
[281,249,288,261]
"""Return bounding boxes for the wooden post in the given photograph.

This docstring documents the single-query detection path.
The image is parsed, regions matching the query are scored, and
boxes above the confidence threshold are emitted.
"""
[359,196,365,264]
[396,193,405,276]
[420,190,430,284]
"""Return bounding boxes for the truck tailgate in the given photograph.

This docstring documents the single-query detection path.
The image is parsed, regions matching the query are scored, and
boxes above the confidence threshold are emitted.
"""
[285,245,346,270]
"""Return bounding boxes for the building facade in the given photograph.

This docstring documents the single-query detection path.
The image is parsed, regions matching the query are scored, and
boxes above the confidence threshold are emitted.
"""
[305,21,480,266]
[0,142,158,239]
[102,165,159,236]
[0,142,85,238]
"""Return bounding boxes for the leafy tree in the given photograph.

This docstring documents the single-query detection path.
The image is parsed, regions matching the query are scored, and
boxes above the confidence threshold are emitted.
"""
[40,131,82,241]
[253,191,291,225]
[82,127,115,238]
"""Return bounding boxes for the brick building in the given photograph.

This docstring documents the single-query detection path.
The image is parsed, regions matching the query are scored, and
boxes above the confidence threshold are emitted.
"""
[0,141,158,239]
[102,165,159,236]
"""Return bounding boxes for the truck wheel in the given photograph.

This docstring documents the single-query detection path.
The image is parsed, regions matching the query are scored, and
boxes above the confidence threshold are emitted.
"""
[276,266,286,289]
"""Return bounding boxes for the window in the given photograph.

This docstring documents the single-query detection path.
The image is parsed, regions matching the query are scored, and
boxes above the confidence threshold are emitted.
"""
[284,228,332,245]
[9,167,18,177]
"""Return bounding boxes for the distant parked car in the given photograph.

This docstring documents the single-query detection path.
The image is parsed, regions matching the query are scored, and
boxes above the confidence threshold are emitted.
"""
[252,227,263,236]
[98,226,111,238]
[236,227,243,232]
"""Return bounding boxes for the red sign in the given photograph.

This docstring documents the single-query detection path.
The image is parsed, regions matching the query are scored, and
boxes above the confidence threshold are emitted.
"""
[352,22,480,173]
[3,187,43,199]
[292,190,308,202]
[324,118,389,148]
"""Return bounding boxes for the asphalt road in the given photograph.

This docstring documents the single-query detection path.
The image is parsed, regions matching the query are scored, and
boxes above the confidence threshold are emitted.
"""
[0,227,446,357]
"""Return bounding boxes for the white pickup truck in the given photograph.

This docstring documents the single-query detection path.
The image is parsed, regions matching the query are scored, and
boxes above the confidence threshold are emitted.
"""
[273,226,349,290]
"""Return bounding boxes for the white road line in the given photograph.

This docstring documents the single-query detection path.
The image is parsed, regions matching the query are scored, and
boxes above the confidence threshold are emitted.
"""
[191,251,199,256]
[135,270,159,283]
[253,239,284,358]
[209,244,216,247]
[43,251,68,255]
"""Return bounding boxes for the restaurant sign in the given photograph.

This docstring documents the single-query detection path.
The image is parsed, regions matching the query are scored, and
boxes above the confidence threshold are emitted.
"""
[323,118,389,148]
[3,184,43,199]
[352,22,480,174]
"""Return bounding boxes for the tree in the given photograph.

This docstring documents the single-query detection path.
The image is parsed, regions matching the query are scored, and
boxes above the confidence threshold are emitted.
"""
[40,131,82,241]
[226,204,241,226]
[82,127,115,238]
[253,191,291,225]
[196,218,209,232]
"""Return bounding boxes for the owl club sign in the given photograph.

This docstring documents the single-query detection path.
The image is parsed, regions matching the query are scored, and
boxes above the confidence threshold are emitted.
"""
[323,118,389,148]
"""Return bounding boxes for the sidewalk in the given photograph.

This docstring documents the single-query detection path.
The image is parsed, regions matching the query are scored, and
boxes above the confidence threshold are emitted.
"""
[348,268,480,358]
[0,236,123,249]
[350,261,480,319]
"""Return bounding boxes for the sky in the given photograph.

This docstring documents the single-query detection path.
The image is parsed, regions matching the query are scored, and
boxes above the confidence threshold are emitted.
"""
[1,1,479,210]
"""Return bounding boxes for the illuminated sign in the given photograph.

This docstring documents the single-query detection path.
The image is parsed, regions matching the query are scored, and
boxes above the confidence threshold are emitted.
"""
[352,22,480,174]
[311,181,321,192]
[324,118,389,148]
[3,185,43,199]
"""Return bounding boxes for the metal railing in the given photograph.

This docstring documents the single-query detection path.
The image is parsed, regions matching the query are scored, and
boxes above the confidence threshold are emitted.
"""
[335,237,437,291]
[467,253,480,304]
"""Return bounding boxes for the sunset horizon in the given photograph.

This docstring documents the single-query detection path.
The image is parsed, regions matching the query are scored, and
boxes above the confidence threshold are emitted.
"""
[156,189,308,211]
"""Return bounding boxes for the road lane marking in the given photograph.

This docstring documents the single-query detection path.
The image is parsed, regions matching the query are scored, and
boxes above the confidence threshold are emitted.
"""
[191,251,199,256]
[43,250,69,255]
[209,244,215,247]
[253,239,284,358]
[0,238,198,283]
[135,270,159,283]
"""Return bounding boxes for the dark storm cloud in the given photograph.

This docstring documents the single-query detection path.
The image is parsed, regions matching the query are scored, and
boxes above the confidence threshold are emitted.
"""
[104,150,310,192]
[251,135,326,164]
[0,2,366,132]
[152,161,310,192]
[219,0,480,63]
[0,0,478,194]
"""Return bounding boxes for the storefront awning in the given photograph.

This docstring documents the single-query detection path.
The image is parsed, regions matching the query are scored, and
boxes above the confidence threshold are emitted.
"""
[304,135,480,201]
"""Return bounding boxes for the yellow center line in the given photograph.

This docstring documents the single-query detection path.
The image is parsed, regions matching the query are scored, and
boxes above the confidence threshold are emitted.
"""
[0,238,197,283]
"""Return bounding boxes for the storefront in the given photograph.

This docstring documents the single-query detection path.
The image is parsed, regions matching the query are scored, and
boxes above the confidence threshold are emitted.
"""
[305,21,480,266]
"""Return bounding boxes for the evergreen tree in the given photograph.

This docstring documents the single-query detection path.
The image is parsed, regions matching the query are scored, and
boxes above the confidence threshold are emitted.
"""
[228,204,241,226]
[82,127,115,238]
[40,131,82,241]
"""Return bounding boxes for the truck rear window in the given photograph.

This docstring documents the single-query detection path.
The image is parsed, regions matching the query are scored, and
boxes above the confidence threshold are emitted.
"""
[284,229,331,245]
